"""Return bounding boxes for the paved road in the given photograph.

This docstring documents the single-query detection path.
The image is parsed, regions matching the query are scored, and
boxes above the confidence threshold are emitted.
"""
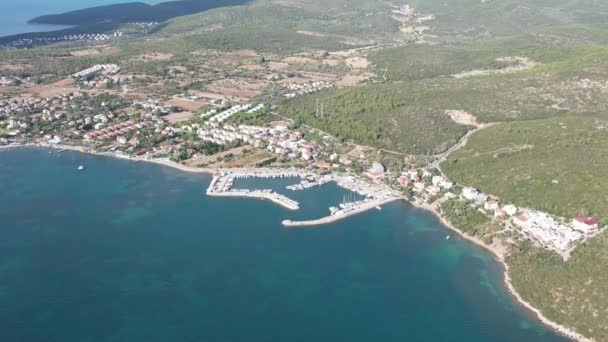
[429,123,496,170]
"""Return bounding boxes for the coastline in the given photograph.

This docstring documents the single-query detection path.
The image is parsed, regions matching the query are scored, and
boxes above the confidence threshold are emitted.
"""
[0,143,216,174]
[2,143,590,341]
[415,201,591,342]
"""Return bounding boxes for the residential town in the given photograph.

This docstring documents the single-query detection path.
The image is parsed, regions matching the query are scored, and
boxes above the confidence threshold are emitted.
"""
[0,32,124,50]
[0,60,603,260]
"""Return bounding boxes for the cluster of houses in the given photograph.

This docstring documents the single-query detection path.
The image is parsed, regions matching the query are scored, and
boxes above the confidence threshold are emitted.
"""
[206,104,264,125]
[52,32,123,42]
[284,81,334,98]
[0,76,20,87]
[80,75,130,89]
[197,124,262,146]
[369,163,602,254]
[72,64,120,78]
[393,167,454,195]
[263,125,321,161]
[134,100,170,116]
[0,32,123,50]
[82,120,146,142]
[131,22,159,28]
[176,114,323,162]
[0,92,84,119]
[513,211,583,252]
[458,187,599,253]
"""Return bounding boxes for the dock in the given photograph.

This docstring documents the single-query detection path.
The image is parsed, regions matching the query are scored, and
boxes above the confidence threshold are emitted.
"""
[207,189,300,210]
[206,171,301,210]
[282,197,401,227]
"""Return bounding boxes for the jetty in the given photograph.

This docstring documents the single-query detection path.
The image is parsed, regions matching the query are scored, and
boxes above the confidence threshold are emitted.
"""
[206,171,301,210]
[282,197,401,227]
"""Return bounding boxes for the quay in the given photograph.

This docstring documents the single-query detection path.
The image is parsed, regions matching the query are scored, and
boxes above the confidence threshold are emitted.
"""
[282,197,401,227]
[206,172,301,210]
[207,189,300,210]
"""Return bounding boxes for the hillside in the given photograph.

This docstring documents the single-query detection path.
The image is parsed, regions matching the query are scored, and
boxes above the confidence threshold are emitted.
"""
[442,115,608,222]
[509,235,608,341]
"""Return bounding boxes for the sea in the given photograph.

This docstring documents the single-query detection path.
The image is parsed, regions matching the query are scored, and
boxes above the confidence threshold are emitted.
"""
[0,0,135,38]
[0,147,569,342]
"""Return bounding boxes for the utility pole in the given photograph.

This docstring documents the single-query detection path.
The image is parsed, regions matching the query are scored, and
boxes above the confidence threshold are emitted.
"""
[316,98,320,117]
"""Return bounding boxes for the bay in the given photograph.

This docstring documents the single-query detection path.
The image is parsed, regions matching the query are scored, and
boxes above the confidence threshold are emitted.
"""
[0,0,137,37]
[0,147,568,342]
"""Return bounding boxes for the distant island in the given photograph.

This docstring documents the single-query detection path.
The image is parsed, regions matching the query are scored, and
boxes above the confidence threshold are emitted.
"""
[28,0,251,26]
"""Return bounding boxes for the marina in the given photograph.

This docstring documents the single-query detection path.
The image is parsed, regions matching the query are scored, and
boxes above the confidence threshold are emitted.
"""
[206,170,303,210]
[205,169,400,224]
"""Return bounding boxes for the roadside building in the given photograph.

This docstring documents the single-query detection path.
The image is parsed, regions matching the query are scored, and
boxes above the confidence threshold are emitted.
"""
[431,175,444,186]
[413,182,425,193]
[313,161,332,170]
[503,204,518,216]
[513,214,529,227]
[438,180,453,189]
[494,208,507,219]
[484,200,499,211]
[572,217,599,234]
[407,168,418,179]
[462,187,479,201]
[365,162,386,180]
[426,185,440,196]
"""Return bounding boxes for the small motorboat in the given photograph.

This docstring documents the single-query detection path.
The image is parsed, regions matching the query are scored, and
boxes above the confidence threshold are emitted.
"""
[376,206,382,211]
[77,165,85,171]
[446,235,451,240]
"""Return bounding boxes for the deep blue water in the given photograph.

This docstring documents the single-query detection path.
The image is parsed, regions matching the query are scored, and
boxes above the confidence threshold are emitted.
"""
[0,147,569,342]
[0,0,138,37]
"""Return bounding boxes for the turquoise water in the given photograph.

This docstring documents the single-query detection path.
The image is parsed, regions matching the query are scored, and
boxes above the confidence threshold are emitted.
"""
[0,147,568,342]
[0,0,135,37]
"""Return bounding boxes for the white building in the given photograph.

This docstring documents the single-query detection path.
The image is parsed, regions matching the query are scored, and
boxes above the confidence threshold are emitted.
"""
[462,187,479,201]
[503,205,518,216]
[484,200,499,211]
[572,217,599,234]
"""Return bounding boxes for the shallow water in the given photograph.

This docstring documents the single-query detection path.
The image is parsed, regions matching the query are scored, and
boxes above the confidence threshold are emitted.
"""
[0,147,568,342]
